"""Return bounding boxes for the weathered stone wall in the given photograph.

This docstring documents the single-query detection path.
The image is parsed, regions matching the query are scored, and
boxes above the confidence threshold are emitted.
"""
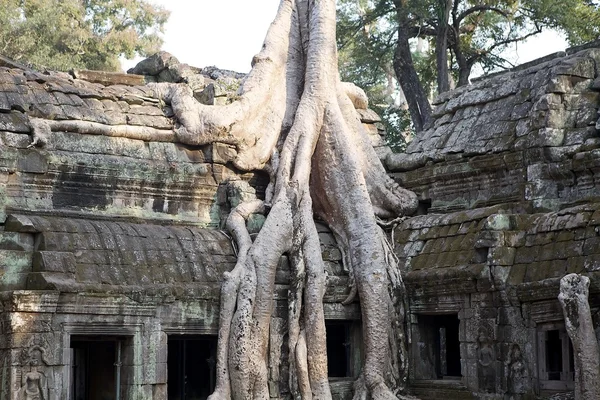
[0,66,270,227]
[3,41,600,399]
[0,214,356,399]
[390,44,600,399]
[0,57,379,399]
[388,47,600,214]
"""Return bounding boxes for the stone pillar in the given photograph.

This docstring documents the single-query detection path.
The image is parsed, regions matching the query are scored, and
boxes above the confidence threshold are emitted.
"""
[558,274,600,400]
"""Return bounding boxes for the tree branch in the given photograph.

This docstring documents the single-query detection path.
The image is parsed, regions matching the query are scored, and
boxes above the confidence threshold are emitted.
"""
[467,24,543,65]
[456,5,509,25]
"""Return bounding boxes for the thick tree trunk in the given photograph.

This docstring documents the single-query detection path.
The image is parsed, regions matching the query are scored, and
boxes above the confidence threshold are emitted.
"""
[435,0,452,94]
[149,1,418,399]
[452,39,475,88]
[392,2,432,133]
[26,3,418,398]
[558,274,600,400]
[456,58,473,87]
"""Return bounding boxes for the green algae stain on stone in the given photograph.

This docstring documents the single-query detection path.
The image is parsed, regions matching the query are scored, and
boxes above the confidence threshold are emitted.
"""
[0,250,32,289]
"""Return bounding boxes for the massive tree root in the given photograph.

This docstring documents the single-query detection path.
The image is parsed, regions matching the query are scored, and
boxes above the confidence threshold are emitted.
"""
[558,274,600,400]
[153,1,418,399]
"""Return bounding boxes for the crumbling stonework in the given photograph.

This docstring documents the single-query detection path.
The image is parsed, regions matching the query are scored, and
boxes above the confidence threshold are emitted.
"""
[0,54,375,399]
[388,43,600,399]
[1,40,600,399]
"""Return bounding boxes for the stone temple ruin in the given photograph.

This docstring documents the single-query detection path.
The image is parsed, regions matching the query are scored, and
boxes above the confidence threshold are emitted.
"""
[0,40,599,400]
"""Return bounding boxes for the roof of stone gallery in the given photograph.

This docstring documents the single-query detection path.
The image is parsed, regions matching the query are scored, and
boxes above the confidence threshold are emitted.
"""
[388,41,600,170]
[387,41,600,214]
[0,52,364,294]
[0,52,244,134]
[386,41,600,295]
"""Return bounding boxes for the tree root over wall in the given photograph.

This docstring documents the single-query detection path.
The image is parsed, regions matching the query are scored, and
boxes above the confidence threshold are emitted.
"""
[558,274,600,400]
[153,1,419,400]
[30,1,420,399]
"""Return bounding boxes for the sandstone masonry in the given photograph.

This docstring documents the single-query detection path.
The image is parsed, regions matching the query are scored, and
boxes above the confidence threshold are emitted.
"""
[1,43,599,399]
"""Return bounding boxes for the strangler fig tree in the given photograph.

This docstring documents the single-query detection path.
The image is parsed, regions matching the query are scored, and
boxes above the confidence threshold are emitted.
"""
[153,1,419,399]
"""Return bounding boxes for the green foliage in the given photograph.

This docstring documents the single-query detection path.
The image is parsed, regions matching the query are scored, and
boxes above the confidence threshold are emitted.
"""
[0,0,169,71]
[380,107,413,153]
[525,0,600,44]
[337,0,600,150]
[337,0,415,151]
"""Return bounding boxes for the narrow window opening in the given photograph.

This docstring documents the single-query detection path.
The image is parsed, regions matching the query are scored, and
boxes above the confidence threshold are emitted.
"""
[537,323,575,392]
[325,320,362,379]
[168,335,217,400]
[438,315,461,378]
[417,199,432,215]
[545,330,563,380]
[474,247,489,263]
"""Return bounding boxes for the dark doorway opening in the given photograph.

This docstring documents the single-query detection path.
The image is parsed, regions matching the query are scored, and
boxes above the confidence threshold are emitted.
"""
[543,328,574,381]
[546,329,562,380]
[415,314,462,379]
[537,323,575,392]
[437,315,461,378]
[326,322,350,377]
[168,335,217,400]
[70,336,124,400]
[325,320,362,379]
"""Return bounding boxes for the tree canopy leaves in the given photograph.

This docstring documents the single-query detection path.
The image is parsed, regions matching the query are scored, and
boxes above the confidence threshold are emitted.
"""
[337,0,600,145]
[0,0,169,71]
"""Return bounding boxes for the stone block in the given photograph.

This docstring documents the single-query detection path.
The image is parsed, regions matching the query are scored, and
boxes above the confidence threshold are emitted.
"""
[527,128,565,148]
[574,108,598,128]
[1,131,30,149]
[504,231,525,247]
[208,142,237,164]
[525,232,554,247]
[475,231,504,248]
[357,108,381,123]
[0,232,34,251]
[0,112,30,133]
[37,232,75,251]
[515,119,532,137]
[17,150,48,174]
[0,250,32,289]
[5,91,30,112]
[488,247,516,266]
[152,384,167,400]
[484,214,512,231]
[566,256,586,274]
[0,91,10,112]
[470,292,494,308]
[26,271,78,290]
[555,57,595,78]
[32,251,76,273]
[583,236,600,255]
[514,246,539,264]
[537,240,582,260]
[507,264,526,285]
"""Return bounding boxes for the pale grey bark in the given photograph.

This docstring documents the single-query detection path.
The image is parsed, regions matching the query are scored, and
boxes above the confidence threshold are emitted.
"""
[28,1,419,398]
[169,1,418,399]
[558,274,600,400]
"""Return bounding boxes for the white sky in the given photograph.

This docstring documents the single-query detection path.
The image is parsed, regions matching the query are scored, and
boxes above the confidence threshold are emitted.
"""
[123,0,281,72]
[123,1,568,74]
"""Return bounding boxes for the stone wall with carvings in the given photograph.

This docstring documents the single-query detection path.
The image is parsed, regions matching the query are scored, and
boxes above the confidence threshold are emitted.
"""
[3,40,600,400]
[0,53,380,400]
[389,43,600,399]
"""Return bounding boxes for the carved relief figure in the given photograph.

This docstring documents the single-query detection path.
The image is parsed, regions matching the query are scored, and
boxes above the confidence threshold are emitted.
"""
[506,344,528,394]
[477,326,496,392]
[17,346,49,400]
